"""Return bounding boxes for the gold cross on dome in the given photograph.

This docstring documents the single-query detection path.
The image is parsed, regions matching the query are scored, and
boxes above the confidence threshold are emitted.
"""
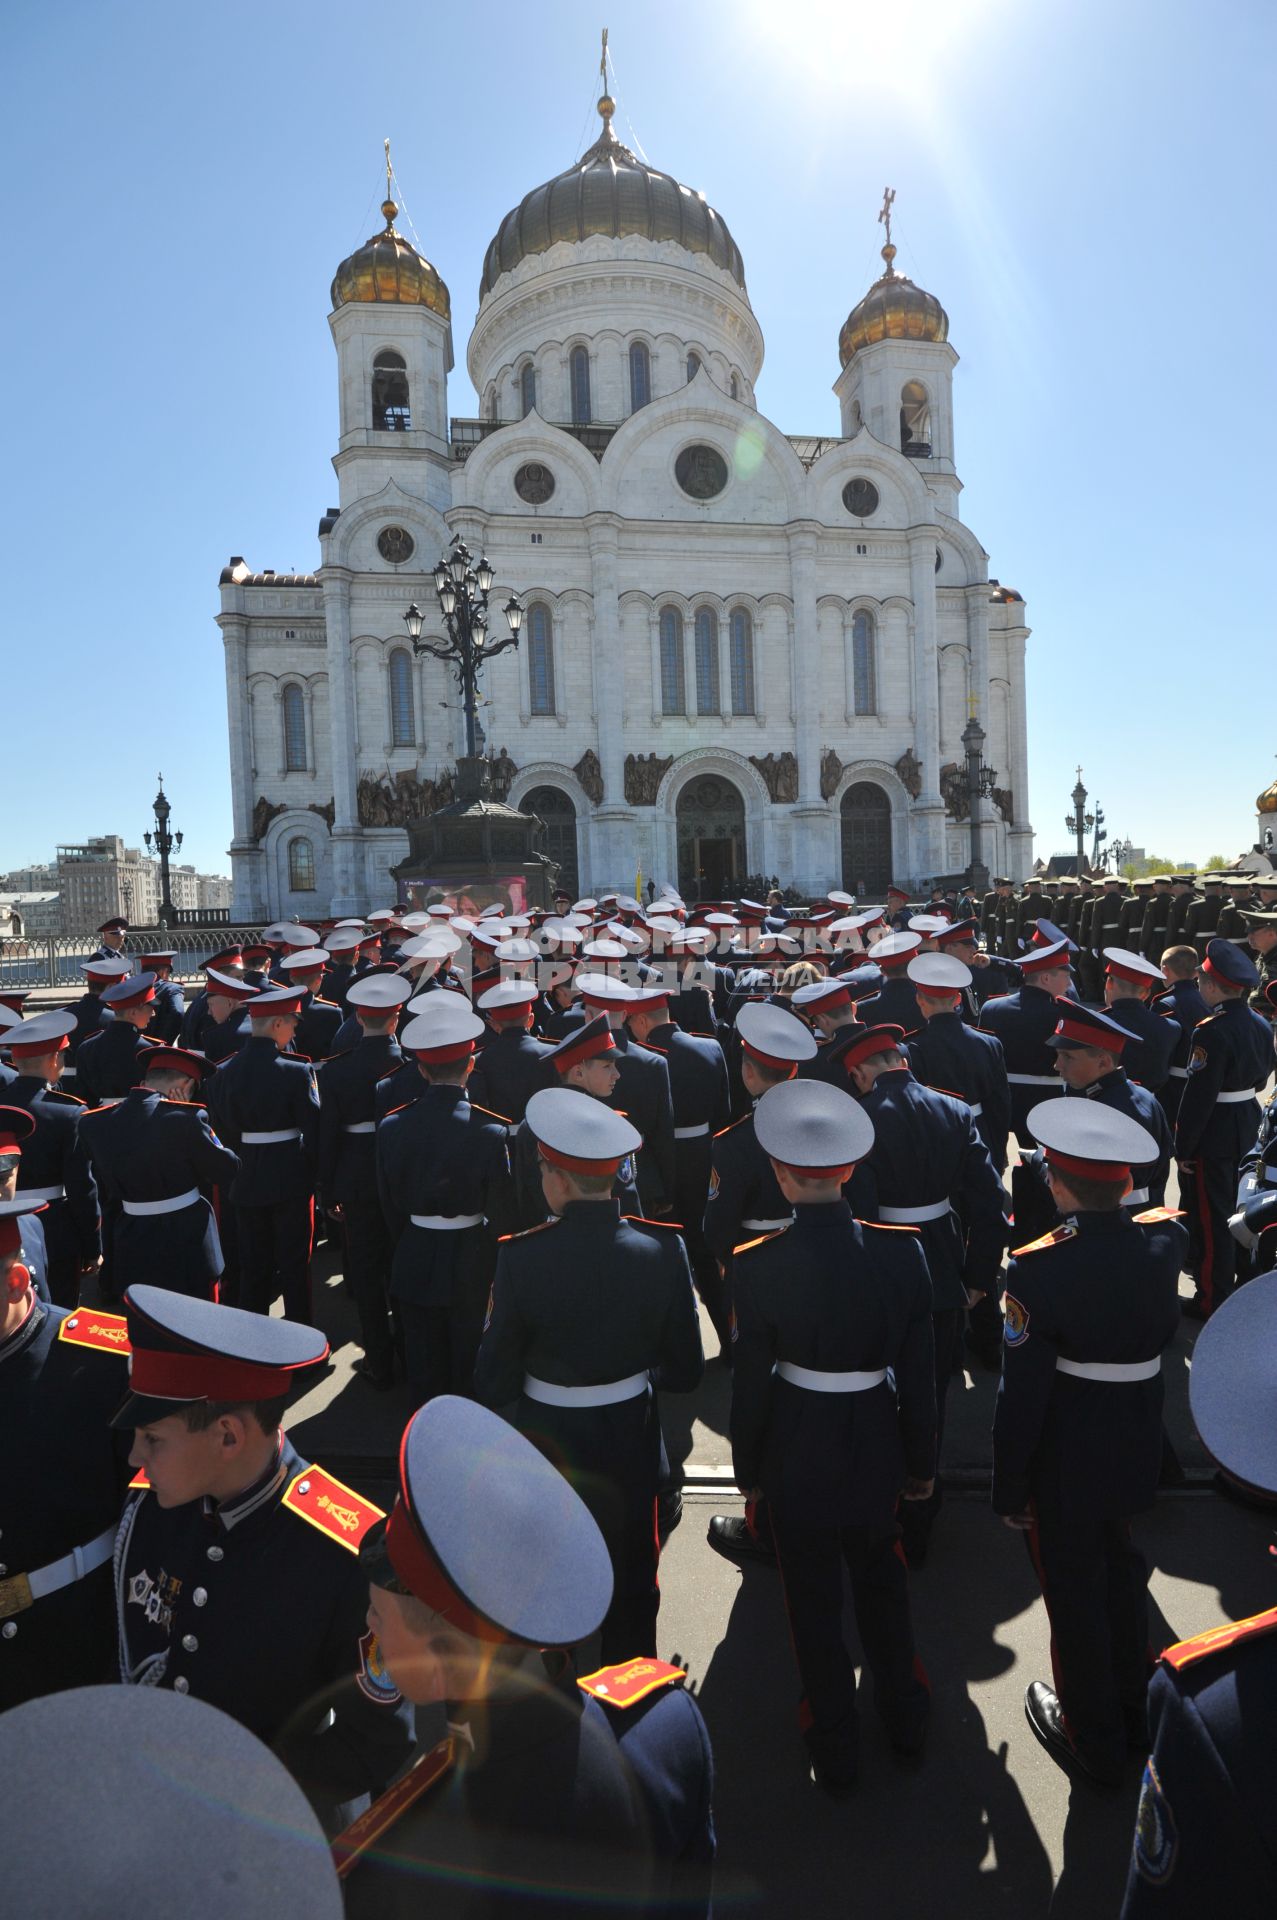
[878,187,895,249]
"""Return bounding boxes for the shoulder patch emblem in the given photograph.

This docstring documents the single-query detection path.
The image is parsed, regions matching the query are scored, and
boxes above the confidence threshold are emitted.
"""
[282,1466,384,1553]
[1132,1756,1178,1886]
[1159,1604,1277,1673]
[577,1658,687,1709]
[1187,1045,1208,1073]
[707,1166,720,1198]
[1003,1294,1030,1346]
[58,1310,130,1354]
[356,1627,403,1705]
[1013,1225,1077,1257]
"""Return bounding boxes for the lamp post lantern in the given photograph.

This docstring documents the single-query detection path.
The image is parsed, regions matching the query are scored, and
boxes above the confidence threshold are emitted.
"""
[951,709,1000,897]
[143,775,183,928]
[403,537,522,793]
[1064,768,1095,875]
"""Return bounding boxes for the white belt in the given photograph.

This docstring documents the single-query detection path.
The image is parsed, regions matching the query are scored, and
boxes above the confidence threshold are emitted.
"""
[6,1526,116,1613]
[674,1123,709,1138]
[523,1371,649,1407]
[15,1185,64,1204]
[1264,1167,1277,1186]
[1217,1089,1258,1105]
[1120,1187,1151,1209]
[1056,1357,1160,1382]
[776,1361,888,1393]
[343,1121,376,1135]
[741,1215,792,1233]
[879,1199,952,1224]
[121,1189,200,1217]
[1168,1066,1189,1079]
[410,1212,483,1230]
[1007,1073,1060,1087]
[969,1102,983,1117]
[242,1128,301,1144]
[99,1098,125,1108]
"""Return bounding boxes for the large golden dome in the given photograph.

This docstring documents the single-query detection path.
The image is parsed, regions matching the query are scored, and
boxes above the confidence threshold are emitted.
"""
[331,198,451,319]
[479,96,746,301]
[839,241,948,366]
[1257,780,1277,815]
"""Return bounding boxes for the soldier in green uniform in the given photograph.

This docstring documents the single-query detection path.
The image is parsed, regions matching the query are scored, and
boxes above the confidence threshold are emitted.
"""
[1183,875,1226,959]
[1139,876,1175,965]
[1244,911,1277,1012]
[1118,879,1153,950]
[1166,875,1197,947]
[1015,877,1049,954]
[1085,876,1128,1002]
[1216,877,1255,946]
[992,879,1017,959]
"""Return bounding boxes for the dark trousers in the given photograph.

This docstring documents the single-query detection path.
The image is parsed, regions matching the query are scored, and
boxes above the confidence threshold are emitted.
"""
[1182,1154,1239,1312]
[397,1299,484,1407]
[236,1198,313,1322]
[1027,1507,1150,1774]
[41,1202,84,1310]
[899,1309,963,1553]
[772,1511,928,1780]
[341,1194,394,1377]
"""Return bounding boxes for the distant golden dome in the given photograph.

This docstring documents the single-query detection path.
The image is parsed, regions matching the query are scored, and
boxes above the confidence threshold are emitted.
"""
[1257,780,1277,815]
[479,95,746,302]
[838,242,948,366]
[331,199,451,318]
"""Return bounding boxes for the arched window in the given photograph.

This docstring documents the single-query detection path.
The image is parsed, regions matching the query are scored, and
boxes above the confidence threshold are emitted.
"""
[288,837,315,892]
[852,610,876,715]
[686,351,701,383]
[729,608,755,715]
[389,647,415,747]
[729,373,740,401]
[372,349,410,431]
[900,380,931,456]
[520,362,536,418]
[570,347,591,426]
[282,684,307,771]
[485,386,498,422]
[694,609,719,715]
[659,607,685,715]
[629,340,651,411]
[528,604,556,715]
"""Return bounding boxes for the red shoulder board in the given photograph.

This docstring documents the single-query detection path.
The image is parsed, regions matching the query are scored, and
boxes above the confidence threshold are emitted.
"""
[331,1735,455,1882]
[376,1066,402,1083]
[50,1090,85,1106]
[713,1113,750,1140]
[470,1101,513,1124]
[624,1214,685,1232]
[58,1309,130,1355]
[578,1657,687,1709]
[1013,1225,1077,1257]
[1133,1207,1187,1225]
[497,1218,560,1243]
[281,1466,385,1553]
[382,1101,414,1119]
[858,1219,921,1235]
[732,1226,787,1256]
[81,1105,118,1117]
[1160,1606,1277,1673]
[129,1468,150,1489]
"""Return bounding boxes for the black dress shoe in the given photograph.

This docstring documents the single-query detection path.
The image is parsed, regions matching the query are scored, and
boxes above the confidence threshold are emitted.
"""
[1023,1681,1123,1789]
[657,1491,683,1547]
[351,1358,394,1391]
[706,1515,776,1565]
[1179,1295,1209,1322]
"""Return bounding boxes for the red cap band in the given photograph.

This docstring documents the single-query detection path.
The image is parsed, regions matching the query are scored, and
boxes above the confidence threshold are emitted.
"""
[407,1038,476,1066]
[1106,959,1151,989]
[1020,949,1068,975]
[1044,1148,1130,1184]
[10,1036,70,1059]
[840,1030,904,1073]
[551,1027,616,1073]
[1055,1011,1127,1051]
[740,1038,799,1075]
[0,1132,24,1155]
[127,1348,306,1402]
[384,1486,506,1643]
[774,1161,856,1182]
[538,1141,627,1177]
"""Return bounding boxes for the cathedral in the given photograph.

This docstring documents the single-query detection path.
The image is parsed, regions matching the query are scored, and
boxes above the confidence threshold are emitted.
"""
[218,81,1033,919]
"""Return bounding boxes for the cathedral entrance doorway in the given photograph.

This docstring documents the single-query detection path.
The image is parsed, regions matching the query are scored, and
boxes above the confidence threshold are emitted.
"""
[840,782,893,896]
[676,774,746,902]
[520,786,579,898]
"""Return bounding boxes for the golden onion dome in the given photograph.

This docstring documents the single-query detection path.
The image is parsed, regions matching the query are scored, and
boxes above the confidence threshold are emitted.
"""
[479,95,746,302]
[839,240,948,366]
[331,197,451,319]
[1257,780,1277,815]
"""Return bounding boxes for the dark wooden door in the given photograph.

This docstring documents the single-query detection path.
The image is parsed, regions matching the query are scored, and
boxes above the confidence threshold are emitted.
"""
[840,782,892,896]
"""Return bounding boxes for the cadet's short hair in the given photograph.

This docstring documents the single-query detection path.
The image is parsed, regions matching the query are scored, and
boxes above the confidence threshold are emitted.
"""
[1045,1167,1128,1213]
[178,1396,289,1435]
[421,1058,471,1086]
[550,1165,614,1200]
[1160,945,1198,978]
[142,1067,192,1097]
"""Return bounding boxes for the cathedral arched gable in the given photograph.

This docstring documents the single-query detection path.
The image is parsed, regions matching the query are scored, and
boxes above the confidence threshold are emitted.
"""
[934,512,989,584]
[806,426,933,528]
[507,762,593,815]
[595,385,806,519]
[322,481,451,573]
[830,759,915,819]
[656,746,772,819]
[453,412,602,517]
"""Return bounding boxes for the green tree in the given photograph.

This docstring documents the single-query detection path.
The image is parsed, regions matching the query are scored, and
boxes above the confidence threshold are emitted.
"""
[1202,853,1230,869]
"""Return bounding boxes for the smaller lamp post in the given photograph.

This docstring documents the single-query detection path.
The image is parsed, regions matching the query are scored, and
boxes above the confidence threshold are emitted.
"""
[953,711,1000,897]
[144,775,183,929]
[403,537,522,794]
[1064,768,1094,875]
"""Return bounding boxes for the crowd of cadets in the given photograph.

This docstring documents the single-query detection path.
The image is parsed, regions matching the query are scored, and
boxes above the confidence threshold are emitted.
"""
[2,873,1276,1913]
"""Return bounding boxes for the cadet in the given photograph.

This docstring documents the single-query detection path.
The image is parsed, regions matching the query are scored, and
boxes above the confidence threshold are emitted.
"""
[468,979,555,1122]
[1165,874,1198,947]
[88,915,129,964]
[199,965,258,1064]
[843,1022,1005,1565]
[1155,945,1210,1126]
[316,973,408,1389]
[475,1089,703,1661]
[510,1016,640,1228]
[64,956,130,1089]
[576,974,677,1219]
[179,946,245,1047]
[345,1394,715,1917]
[1138,874,1176,965]
[4,1010,100,1306]
[994,1102,1184,1788]
[624,983,732,1346]
[1118,879,1153,951]
[1182,874,1225,958]
[205,985,320,1321]
[1102,948,1181,1093]
[1216,876,1254,944]
[978,939,1074,1146]
[76,971,162,1107]
[1173,939,1272,1318]
[280,948,344,1062]
[904,954,1011,1172]
[1244,907,1277,1009]
[0,1206,130,1708]
[4,1687,345,1919]
[376,996,514,1404]
[729,1079,935,1793]
[862,931,924,1029]
[0,1118,49,1299]
[138,948,186,1043]
[79,1046,239,1301]
[1121,1273,1277,1917]
[113,1286,414,1819]
[791,975,865,1085]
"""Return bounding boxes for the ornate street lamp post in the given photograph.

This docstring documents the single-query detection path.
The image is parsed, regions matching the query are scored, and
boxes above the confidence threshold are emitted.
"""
[143,775,183,929]
[950,711,1000,897]
[1064,768,1094,875]
[403,537,522,792]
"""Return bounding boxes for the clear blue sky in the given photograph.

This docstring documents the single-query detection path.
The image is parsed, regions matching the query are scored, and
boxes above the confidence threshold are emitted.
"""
[3,0,1272,878]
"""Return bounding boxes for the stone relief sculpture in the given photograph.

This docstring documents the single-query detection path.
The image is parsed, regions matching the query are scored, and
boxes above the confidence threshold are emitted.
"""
[250,796,286,843]
[573,750,604,806]
[894,748,923,800]
[749,751,799,804]
[992,786,1014,824]
[820,749,845,801]
[487,747,517,801]
[307,799,335,833]
[624,752,673,805]
[939,762,970,822]
[356,768,455,828]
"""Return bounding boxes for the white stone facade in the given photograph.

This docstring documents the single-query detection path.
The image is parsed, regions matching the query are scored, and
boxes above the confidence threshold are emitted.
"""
[219,129,1032,920]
